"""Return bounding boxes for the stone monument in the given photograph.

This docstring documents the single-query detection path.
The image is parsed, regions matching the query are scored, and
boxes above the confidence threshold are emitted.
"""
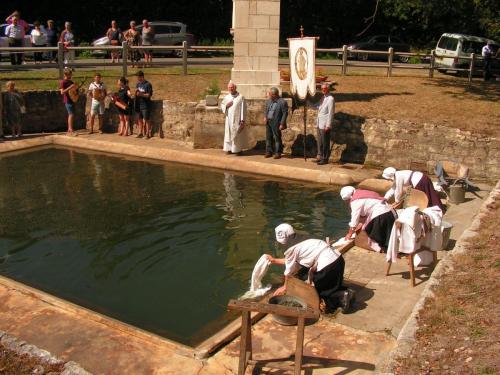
[231,0,281,99]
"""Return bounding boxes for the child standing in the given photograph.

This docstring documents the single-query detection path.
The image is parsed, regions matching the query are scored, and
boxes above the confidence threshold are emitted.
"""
[3,81,25,137]
[59,68,76,135]
[87,73,107,134]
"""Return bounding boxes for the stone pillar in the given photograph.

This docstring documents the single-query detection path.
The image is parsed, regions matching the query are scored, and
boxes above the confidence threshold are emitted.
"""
[231,0,281,99]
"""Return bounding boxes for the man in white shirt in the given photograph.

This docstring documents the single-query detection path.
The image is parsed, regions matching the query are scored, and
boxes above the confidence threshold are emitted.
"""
[265,223,354,313]
[87,73,107,134]
[220,81,249,155]
[5,17,25,65]
[482,41,494,81]
[315,83,335,165]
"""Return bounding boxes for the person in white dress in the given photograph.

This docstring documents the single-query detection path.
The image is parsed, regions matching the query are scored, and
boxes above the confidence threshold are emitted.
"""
[220,81,249,156]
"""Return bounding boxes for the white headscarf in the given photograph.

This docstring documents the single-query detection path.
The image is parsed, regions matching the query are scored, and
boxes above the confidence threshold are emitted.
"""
[275,223,295,245]
[340,186,355,201]
[382,167,397,180]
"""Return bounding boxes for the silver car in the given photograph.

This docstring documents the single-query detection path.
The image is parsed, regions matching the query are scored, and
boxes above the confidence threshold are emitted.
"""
[92,21,194,57]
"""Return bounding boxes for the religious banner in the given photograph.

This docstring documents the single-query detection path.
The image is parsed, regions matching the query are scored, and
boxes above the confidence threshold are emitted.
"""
[288,37,316,99]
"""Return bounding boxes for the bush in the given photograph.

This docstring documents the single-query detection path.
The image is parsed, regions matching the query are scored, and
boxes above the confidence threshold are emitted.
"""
[205,79,221,96]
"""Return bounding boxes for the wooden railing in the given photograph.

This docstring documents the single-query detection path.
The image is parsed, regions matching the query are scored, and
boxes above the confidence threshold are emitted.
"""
[0,43,491,82]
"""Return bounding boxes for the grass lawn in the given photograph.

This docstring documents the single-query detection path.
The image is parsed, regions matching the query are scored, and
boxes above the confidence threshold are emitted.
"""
[1,67,499,136]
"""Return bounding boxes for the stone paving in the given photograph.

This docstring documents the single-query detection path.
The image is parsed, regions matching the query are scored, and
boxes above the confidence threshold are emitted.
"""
[0,133,491,374]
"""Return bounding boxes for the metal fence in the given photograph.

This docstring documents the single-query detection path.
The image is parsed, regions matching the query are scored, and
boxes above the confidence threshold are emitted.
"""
[0,43,489,83]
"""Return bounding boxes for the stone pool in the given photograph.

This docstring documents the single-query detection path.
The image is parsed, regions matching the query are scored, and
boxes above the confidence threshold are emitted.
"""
[0,146,349,346]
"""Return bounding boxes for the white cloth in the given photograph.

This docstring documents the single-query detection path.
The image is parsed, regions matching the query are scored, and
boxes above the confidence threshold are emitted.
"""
[387,205,443,264]
[384,170,423,202]
[275,223,295,245]
[240,254,272,299]
[386,206,422,263]
[349,198,392,229]
[284,239,340,276]
[221,93,249,153]
[382,167,396,180]
[340,186,355,201]
[316,94,335,130]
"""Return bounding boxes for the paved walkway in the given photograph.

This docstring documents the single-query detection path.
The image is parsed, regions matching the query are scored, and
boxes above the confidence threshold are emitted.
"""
[0,134,491,374]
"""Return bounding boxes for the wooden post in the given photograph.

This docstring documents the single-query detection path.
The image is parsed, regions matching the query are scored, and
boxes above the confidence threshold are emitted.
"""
[182,41,188,76]
[57,42,64,79]
[468,53,475,83]
[0,82,3,138]
[387,47,394,77]
[429,49,435,78]
[238,311,252,375]
[341,45,348,76]
[122,41,128,77]
[294,317,305,375]
[303,102,307,161]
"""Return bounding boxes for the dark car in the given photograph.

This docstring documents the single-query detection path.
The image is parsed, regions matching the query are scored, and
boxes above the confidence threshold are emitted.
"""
[343,35,411,63]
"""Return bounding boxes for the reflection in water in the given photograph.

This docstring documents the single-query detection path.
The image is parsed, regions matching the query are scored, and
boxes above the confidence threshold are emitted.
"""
[0,147,349,346]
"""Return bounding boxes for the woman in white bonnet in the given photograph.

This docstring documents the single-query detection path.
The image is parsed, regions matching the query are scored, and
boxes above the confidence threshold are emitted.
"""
[265,223,354,313]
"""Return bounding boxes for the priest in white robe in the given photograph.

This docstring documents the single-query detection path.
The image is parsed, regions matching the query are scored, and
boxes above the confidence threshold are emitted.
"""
[220,81,250,155]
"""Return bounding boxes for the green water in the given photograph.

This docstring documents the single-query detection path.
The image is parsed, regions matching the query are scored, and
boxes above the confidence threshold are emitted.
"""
[0,147,349,346]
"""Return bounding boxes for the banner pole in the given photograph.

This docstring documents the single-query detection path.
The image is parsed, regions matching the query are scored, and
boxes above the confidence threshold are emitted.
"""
[303,98,307,161]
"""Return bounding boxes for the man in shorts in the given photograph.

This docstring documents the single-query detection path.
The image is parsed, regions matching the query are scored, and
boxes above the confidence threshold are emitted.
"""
[87,73,107,134]
[59,68,77,135]
[135,70,153,138]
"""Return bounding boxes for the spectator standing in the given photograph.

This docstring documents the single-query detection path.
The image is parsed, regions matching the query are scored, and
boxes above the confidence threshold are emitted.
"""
[87,73,107,134]
[264,87,288,159]
[134,71,153,138]
[5,11,29,33]
[59,68,77,135]
[45,20,58,63]
[141,20,155,66]
[124,21,140,67]
[5,17,25,65]
[3,81,25,138]
[106,20,122,63]
[315,83,335,165]
[31,21,47,64]
[113,77,133,136]
[482,40,494,81]
[60,22,75,65]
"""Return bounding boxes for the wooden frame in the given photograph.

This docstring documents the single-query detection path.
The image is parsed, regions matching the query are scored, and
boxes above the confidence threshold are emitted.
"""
[227,299,319,375]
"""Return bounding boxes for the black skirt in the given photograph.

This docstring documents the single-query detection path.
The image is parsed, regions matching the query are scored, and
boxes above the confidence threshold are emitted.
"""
[312,256,346,311]
[364,210,397,251]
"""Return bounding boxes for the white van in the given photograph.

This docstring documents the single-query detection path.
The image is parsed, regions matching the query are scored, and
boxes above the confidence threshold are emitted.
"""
[435,33,498,73]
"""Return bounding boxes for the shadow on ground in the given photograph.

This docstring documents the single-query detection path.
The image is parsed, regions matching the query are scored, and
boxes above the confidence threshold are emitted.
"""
[422,77,500,102]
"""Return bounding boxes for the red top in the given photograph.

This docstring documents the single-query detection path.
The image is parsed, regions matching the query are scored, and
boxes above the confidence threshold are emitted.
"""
[351,189,384,202]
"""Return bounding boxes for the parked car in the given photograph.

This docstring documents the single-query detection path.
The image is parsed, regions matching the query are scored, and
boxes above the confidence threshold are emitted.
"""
[0,23,34,60]
[434,33,499,74]
[341,35,411,63]
[92,21,194,57]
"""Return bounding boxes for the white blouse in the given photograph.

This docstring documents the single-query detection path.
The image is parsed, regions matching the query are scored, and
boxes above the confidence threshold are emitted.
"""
[384,170,423,202]
[284,239,340,276]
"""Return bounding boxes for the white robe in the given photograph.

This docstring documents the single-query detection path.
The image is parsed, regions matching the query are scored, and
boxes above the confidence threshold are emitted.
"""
[221,93,250,153]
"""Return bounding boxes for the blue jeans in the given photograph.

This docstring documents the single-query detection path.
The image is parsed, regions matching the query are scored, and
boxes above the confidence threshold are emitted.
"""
[65,103,75,115]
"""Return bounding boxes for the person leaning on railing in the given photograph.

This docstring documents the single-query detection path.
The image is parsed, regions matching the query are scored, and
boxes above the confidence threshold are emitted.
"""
[45,20,58,63]
[31,21,47,64]
[4,16,25,65]
[60,22,75,65]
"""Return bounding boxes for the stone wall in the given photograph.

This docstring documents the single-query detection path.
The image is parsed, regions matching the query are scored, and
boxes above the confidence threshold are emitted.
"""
[1,91,86,134]
[161,99,500,180]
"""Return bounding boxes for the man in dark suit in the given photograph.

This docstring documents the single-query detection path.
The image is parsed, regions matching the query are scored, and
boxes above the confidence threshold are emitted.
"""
[264,87,288,159]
